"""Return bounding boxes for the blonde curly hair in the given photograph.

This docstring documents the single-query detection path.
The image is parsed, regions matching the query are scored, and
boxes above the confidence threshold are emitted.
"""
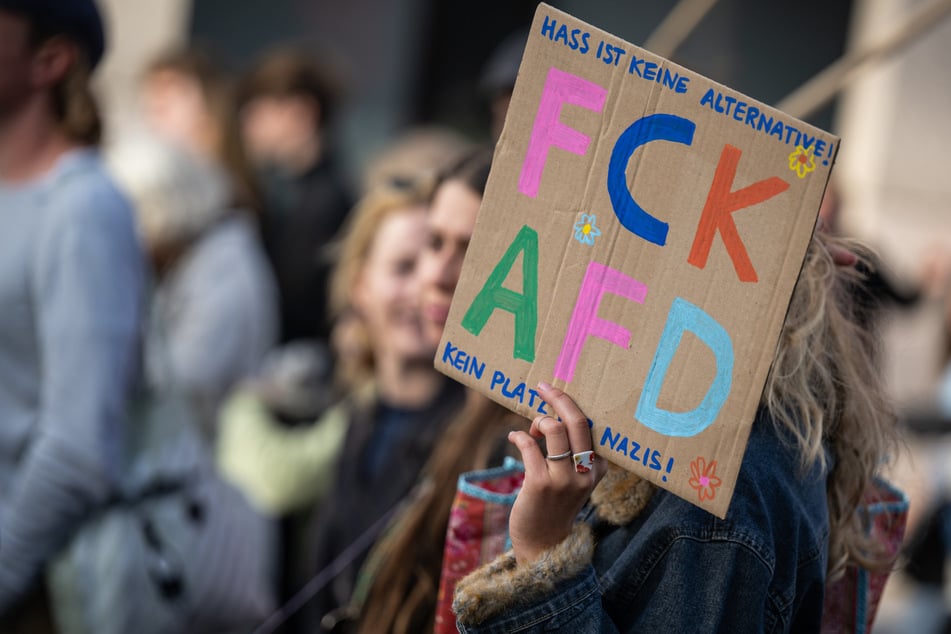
[328,182,433,391]
[765,231,900,579]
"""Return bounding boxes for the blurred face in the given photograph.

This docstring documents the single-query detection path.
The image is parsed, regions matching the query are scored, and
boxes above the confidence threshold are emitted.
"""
[352,207,431,365]
[240,94,318,167]
[142,69,216,158]
[418,179,482,347]
[0,11,33,119]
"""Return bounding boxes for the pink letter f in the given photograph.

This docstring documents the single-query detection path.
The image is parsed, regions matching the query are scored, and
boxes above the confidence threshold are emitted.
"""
[518,67,607,198]
[554,261,648,383]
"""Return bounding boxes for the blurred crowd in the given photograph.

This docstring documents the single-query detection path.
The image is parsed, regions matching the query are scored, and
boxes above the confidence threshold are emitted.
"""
[2,1,951,633]
[0,1,522,631]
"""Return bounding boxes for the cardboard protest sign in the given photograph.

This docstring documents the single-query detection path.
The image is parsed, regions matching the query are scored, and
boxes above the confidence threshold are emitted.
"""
[436,3,836,517]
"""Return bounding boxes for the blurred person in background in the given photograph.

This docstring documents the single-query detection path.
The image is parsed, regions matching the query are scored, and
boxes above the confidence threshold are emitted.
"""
[0,1,144,631]
[141,46,262,215]
[315,148,528,634]
[237,49,352,344]
[282,180,465,632]
[213,174,460,617]
[108,134,279,439]
[217,126,471,523]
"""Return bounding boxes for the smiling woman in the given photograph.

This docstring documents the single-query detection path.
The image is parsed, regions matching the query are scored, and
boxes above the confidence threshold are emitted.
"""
[298,182,469,628]
[328,148,532,634]
[333,189,435,393]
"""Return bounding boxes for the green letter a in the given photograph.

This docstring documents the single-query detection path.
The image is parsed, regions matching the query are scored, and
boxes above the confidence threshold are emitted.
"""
[462,225,538,361]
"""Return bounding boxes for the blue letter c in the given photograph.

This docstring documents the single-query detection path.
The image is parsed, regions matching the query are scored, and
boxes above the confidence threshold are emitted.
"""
[607,113,695,246]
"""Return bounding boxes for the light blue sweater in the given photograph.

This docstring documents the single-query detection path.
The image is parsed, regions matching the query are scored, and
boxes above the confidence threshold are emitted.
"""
[148,213,278,437]
[0,149,144,609]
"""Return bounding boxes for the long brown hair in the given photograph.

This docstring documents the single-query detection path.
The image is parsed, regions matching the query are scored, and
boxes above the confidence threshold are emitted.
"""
[765,231,899,578]
[355,396,525,634]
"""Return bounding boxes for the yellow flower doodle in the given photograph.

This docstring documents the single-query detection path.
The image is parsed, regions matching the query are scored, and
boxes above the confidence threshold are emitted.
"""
[788,145,816,179]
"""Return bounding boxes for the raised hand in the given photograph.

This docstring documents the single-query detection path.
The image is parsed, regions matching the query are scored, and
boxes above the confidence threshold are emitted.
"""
[507,382,608,565]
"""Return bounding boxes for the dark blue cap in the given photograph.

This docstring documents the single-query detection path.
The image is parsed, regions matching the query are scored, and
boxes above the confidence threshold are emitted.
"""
[0,0,106,69]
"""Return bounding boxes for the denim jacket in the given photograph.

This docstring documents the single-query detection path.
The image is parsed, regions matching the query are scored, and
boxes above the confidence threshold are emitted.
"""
[453,410,830,633]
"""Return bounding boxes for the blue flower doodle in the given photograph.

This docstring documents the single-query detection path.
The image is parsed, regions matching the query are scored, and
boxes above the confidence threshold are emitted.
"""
[573,213,601,246]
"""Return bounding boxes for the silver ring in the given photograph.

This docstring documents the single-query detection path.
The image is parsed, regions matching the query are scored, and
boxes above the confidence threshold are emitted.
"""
[546,450,572,461]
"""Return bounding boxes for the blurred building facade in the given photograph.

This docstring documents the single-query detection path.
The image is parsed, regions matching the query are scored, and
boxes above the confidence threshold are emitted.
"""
[837,0,951,409]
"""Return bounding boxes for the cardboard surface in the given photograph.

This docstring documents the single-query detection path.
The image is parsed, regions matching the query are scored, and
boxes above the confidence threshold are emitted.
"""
[436,3,836,517]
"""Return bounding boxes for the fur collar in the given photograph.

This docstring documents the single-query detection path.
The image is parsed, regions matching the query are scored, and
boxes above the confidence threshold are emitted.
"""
[453,464,657,626]
[590,463,656,525]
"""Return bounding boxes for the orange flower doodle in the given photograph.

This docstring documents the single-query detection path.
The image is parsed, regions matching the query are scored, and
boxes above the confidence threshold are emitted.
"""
[788,145,816,179]
[689,457,722,502]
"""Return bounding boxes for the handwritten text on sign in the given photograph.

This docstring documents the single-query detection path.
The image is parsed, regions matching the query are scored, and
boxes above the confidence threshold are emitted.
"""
[437,4,834,517]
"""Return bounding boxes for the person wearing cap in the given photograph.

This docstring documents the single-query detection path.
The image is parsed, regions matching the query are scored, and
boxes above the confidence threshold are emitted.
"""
[0,1,144,630]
